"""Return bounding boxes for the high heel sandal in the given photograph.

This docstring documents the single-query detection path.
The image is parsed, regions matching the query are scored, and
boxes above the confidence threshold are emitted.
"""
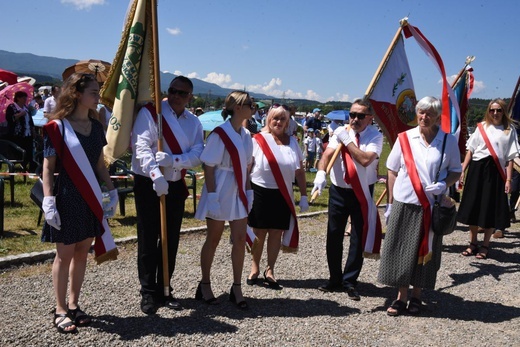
[195,282,219,305]
[246,273,261,286]
[229,283,248,310]
[263,267,282,290]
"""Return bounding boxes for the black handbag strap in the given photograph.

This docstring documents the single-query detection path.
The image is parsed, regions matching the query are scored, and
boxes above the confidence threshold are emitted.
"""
[433,133,448,202]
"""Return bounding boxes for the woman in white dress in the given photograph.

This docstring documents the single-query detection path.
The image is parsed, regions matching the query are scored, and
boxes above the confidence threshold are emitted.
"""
[195,91,254,309]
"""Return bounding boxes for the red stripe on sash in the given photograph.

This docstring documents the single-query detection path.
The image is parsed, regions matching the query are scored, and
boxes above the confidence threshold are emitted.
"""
[44,121,108,255]
[398,132,431,264]
[213,127,248,211]
[144,103,188,197]
[340,146,382,254]
[477,123,506,182]
[254,133,299,249]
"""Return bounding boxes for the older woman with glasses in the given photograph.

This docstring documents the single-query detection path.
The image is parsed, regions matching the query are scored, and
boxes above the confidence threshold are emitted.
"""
[379,96,462,316]
[457,98,519,259]
[246,104,308,290]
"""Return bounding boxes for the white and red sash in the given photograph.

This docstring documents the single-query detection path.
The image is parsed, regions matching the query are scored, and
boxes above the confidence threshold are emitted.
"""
[340,128,382,258]
[477,122,507,182]
[254,133,299,252]
[144,103,189,197]
[398,132,433,265]
[213,125,257,248]
[44,119,118,264]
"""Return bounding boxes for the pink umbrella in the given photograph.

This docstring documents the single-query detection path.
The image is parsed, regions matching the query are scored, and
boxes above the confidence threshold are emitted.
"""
[0,82,34,122]
[0,69,18,85]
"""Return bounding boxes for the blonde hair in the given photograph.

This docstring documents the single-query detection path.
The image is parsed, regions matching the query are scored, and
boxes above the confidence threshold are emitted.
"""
[221,90,250,120]
[262,105,289,133]
[51,73,99,121]
[484,98,514,130]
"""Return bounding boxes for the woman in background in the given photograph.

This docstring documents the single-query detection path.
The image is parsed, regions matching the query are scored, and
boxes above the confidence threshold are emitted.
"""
[457,98,519,258]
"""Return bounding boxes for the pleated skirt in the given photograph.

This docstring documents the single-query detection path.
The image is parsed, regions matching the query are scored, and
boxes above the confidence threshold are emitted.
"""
[457,156,510,230]
[378,200,443,289]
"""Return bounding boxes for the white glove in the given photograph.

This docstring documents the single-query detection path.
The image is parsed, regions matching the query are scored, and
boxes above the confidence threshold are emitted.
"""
[333,127,353,146]
[299,196,309,212]
[150,168,169,196]
[424,181,447,195]
[43,196,61,230]
[384,204,392,225]
[207,192,220,218]
[155,151,173,167]
[246,189,254,213]
[311,170,327,196]
[103,189,119,218]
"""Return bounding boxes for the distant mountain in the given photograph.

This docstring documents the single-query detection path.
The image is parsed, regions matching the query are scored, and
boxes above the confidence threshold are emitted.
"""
[0,50,275,99]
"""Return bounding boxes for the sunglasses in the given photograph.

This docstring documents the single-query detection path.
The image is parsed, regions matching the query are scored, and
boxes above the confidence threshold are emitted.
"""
[168,87,191,97]
[272,103,289,111]
[489,108,503,113]
[349,112,368,120]
[242,102,256,110]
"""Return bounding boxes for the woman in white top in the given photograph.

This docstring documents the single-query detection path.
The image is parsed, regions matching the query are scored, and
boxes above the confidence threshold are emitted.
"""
[457,99,519,258]
[195,91,254,309]
[246,104,308,289]
[378,96,461,316]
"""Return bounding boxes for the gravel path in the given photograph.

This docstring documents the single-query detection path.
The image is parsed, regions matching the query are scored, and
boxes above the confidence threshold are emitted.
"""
[1,212,519,346]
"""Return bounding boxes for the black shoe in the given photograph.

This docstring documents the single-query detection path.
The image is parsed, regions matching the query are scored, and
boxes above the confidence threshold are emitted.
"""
[140,294,157,315]
[159,295,184,311]
[195,282,219,305]
[263,269,282,290]
[246,275,261,286]
[229,283,248,310]
[346,287,361,301]
[318,282,345,293]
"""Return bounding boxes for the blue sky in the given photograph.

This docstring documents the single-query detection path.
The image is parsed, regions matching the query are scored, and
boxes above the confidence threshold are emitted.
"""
[3,0,520,102]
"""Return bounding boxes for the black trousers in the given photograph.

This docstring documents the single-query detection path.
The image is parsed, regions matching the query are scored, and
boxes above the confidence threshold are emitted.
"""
[134,174,187,296]
[326,184,368,288]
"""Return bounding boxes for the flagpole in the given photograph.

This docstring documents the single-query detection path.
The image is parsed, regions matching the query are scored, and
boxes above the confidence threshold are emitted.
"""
[150,0,169,298]
[450,56,475,89]
[507,75,520,114]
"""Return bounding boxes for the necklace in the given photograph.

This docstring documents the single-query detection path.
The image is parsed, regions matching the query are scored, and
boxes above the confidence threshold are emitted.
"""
[70,118,91,133]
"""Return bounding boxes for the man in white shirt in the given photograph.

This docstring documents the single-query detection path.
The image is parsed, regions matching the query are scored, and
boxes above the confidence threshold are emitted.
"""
[43,86,60,118]
[312,99,383,300]
[131,76,204,314]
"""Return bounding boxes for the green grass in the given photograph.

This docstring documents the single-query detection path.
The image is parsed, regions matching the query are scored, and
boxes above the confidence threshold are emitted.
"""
[0,139,391,257]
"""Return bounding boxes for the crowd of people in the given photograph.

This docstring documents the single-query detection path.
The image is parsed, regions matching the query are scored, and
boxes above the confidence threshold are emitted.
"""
[2,73,517,333]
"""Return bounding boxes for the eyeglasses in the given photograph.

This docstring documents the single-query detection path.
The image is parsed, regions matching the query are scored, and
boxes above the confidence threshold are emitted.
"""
[349,112,368,120]
[168,87,191,97]
[489,108,503,113]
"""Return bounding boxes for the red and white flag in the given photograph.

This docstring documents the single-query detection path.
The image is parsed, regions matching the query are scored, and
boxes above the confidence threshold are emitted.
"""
[369,34,417,145]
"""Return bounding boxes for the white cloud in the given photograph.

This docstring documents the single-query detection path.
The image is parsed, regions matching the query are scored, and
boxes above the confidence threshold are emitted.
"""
[186,72,200,79]
[166,27,182,36]
[173,70,183,76]
[202,72,233,86]
[61,0,105,10]
[471,80,485,94]
[326,93,351,102]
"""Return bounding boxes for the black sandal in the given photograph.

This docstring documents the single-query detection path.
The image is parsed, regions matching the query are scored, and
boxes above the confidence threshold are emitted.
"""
[387,299,406,316]
[263,268,282,290]
[54,312,77,334]
[407,297,422,315]
[195,282,219,305]
[229,283,248,310]
[476,245,489,259]
[461,242,478,256]
[68,306,91,327]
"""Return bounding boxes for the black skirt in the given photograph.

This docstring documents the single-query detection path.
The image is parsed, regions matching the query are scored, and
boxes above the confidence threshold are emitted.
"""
[457,156,510,230]
[248,182,291,230]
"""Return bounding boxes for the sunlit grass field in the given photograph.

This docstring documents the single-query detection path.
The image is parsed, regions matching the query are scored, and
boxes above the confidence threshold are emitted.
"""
[0,139,390,257]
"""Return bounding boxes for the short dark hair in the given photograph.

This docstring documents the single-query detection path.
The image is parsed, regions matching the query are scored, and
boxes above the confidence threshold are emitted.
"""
[352,98,375,115]
[171,76,193,91]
